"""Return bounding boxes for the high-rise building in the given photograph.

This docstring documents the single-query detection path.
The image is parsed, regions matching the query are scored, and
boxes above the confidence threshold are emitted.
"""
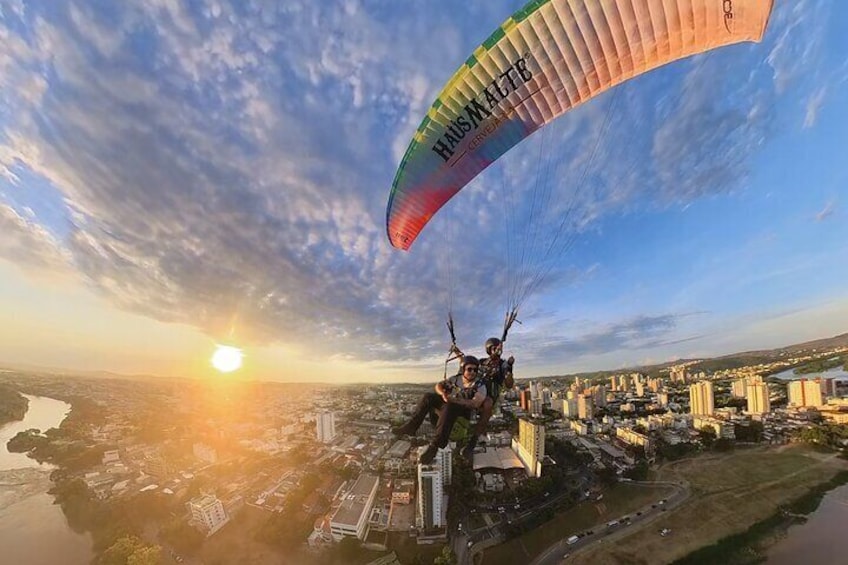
[746,381,770,415]
[512,419,545,477]
[530,398,544,415]
[562,398,578,419]
[578,394,595,420]
[788,379,824,408]
[732,378,748,398]
[689,381,715,416]
[657,392,670,407]
[619,374,631,391]
[187,494,229,536]
[593,385,607,407]
[635,381,645,397]
[817,377,837,398]
[436,446,452,487]
[417,452,445,529]
[519,389,531,411]
[316,412,337,443]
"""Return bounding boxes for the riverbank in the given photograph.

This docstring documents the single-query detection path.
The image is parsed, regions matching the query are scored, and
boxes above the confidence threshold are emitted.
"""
[0,393,94,565]
[0,385,28,426]
[0,467,53,510]
[570,445,848,564]
[673,470,848,564]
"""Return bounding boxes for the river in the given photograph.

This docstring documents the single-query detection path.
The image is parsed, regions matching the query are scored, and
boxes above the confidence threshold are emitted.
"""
[766,482,848,564]
[0,395,94,564]
[771,366,848,381]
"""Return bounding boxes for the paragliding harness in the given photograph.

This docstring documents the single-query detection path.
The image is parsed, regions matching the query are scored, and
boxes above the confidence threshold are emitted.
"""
[443,313,464,380]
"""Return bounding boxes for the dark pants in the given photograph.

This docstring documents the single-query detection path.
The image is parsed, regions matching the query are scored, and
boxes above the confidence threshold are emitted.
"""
[404,392,472,449]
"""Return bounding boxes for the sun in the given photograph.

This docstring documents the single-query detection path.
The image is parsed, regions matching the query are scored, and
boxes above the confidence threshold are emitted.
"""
[211,345,243,373]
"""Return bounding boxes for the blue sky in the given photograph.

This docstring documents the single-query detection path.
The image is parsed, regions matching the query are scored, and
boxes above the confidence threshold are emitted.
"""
[0,0,846,382]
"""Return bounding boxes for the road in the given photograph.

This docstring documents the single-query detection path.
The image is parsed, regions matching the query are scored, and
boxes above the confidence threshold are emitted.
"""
[456,472,593,565]
[531,480,689,565]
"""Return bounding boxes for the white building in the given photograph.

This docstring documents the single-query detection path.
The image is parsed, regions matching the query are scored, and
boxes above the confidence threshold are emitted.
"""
[437,446,452,487]
[187,494,229,536]
[329,474,379,540]
[417,459,444,529]
[316,412,337,443]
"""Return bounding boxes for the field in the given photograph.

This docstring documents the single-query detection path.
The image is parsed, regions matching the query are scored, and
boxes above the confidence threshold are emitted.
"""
[570,445,848,565]
[481,482,675,565]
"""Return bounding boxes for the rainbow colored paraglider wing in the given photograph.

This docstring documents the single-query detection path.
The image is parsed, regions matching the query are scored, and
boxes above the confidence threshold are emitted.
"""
[386,0,774,250]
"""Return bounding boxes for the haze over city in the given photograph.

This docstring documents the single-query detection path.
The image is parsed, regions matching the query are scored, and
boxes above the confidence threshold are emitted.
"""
[1,0,847,383]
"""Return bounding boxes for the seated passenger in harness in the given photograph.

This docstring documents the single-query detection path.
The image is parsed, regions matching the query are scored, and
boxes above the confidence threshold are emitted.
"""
[462,337,514,458]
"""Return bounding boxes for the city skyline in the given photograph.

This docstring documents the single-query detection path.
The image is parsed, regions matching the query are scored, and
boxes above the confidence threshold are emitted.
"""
[2,1,848,383]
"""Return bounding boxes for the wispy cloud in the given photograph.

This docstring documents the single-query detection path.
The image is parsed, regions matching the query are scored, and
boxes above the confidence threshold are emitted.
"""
[815,200,836,222]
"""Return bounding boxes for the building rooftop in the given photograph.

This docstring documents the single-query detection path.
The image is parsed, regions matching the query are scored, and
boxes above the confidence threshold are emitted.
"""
[330,474,379,527]
[472,447,524,471]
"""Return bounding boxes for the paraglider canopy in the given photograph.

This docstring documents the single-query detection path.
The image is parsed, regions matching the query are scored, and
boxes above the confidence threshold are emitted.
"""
[386,0,775,251]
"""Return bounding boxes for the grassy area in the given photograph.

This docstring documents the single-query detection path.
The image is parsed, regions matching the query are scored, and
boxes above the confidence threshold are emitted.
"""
[571,445,848,565]
[482,483,674,565]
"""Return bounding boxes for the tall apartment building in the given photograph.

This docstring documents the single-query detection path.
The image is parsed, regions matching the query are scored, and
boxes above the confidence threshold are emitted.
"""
[519,389,531,411]
[187,494,229,536]
[788,379,824,408]
[417,463,443,529]
[732,378,748,398]
[561,398,578,419]
[593,385,607,407]
[578,394,595,420]
[689,381,715,416]
[746,381,771,415]
[316,412,337,443]
[512,419,545,477]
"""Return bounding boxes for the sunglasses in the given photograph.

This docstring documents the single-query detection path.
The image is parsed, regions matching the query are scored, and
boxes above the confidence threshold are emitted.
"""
[464,366,479,373]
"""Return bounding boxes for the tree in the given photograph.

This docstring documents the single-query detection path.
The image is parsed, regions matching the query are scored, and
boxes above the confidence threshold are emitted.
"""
[434,545,457,565]
[698,426,717,448]
[127,545,162,565]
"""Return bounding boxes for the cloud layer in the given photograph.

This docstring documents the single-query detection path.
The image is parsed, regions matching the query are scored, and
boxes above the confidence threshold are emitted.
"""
[0,0,840,372]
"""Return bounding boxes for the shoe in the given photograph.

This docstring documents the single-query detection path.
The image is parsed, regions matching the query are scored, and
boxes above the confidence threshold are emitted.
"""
[392,424,415,437]
[419,444,438,465]
[462,436,478,459]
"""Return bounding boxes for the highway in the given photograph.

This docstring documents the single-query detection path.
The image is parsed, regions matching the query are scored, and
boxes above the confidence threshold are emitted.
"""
[531,480,689,565]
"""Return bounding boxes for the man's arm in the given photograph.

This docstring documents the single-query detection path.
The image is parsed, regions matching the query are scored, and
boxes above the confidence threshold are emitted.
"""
[504,358,515,389]
[449,386,487,409]
[436,379,453,402]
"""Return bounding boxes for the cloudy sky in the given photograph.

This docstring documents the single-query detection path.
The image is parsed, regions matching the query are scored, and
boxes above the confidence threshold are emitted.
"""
[1,0,846,383]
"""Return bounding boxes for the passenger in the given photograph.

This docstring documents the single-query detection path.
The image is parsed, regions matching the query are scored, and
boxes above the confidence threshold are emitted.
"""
[392,355,487,464]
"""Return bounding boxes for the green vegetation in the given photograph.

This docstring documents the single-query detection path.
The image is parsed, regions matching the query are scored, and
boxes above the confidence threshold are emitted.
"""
[672,471,848,565]
[97,535,161,565]
[655,439,698,462]
[793,356,846,375]
[0,384,27,425]
[433,545,457,565]
[794,424,848,450]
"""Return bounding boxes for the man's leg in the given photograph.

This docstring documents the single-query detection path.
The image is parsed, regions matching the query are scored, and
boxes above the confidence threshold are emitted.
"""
[420,404,470,464]
[393,393,443,436]
[474,397,494,438]
[462,397,493,458]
